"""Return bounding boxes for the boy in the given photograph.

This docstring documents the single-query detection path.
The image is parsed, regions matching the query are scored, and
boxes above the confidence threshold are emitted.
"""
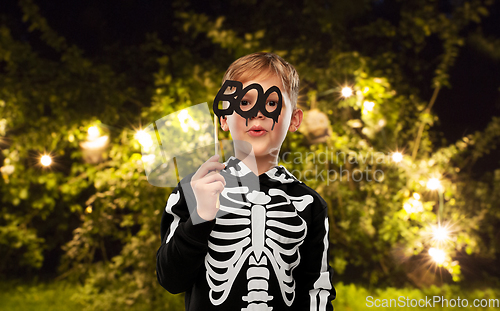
[156,52,335,310]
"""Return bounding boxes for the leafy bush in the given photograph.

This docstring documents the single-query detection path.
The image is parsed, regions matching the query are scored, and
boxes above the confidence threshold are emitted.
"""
[0,281,82,311]
[334,282,500,310]
[1,0,499,308]
[3,281,500,311]
[0,280,184,311]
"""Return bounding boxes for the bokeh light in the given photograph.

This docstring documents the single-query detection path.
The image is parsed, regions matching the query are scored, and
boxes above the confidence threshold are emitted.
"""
[135,130,153,148]
[341,86,353,98]
[427,178,442,191]
[363,101,375,112]
[88,126,100,140]
[429,247,446,264]
[40,155,52,167]
[392,152,403,163]
[432,224,450,243]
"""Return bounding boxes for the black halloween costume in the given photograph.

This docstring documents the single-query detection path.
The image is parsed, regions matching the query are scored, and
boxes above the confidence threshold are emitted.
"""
[156,157,336,310]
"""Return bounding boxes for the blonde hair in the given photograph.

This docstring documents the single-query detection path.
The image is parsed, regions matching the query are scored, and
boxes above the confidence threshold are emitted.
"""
[222,52,300,110]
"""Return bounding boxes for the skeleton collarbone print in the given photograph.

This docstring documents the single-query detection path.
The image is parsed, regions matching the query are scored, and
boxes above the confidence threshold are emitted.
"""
[156,156,335,311]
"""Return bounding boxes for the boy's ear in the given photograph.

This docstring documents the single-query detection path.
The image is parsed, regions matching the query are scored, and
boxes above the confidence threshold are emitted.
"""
[220,116,229,131]
[288,109,303,132]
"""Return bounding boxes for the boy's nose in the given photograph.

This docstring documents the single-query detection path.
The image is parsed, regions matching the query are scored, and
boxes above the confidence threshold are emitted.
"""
[251,110,265,119]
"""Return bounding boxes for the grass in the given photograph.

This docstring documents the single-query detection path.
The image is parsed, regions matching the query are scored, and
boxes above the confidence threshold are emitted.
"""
[333,282,500,310]
[0,280,82,311]
[1,280,499,310]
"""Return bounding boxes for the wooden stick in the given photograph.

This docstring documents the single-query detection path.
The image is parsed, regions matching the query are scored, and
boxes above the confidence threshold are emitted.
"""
[214,115,220,209]
[173,157,180,184]
[214,115,219,157]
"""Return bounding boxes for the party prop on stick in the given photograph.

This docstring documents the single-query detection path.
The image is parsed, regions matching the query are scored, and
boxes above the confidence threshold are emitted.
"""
[139,101,239,221]
[140,80,285,187]
[140,79,281,222]
[212,80,283,130]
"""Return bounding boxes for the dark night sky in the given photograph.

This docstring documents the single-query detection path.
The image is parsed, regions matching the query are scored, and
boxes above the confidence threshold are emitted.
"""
[433,1,500,175]
[2,0,500,174]
[433,0,500,141]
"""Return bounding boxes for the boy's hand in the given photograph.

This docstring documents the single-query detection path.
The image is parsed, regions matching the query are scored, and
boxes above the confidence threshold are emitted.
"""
[190,155,226,221]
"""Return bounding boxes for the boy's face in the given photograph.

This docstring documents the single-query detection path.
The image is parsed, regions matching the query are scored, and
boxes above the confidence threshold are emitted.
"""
[220,74,302,158]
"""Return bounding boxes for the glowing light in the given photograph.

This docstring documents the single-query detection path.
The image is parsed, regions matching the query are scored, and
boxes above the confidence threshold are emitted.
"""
[40,155,52,167]
[85,206,93,213]
[0,118,7,136]
[429,247,446,264]
[80,135,109,164]
[363,101,375,112]
[403,198,423,214]
[341,87,353,98]
[347,119,363,128]
[427,178,442,191]
[392,152,403,163]
[0,165,14,175]
[413,192,421,200]
[80,135,109,150]
[88,126,100,140]
[432,224,450,243]
[403,203,412,213]
[135,130,153,148]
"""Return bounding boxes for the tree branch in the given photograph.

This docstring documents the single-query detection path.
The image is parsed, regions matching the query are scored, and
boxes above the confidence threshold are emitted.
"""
[411,86,440,161]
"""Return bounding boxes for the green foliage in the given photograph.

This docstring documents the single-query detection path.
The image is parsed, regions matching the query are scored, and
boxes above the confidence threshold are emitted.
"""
[0,280,185,311]
[0,281,83,311]
[3,281,500,311]
[0,0,499,308]
[333,282,500,310]
[281,49,499,285]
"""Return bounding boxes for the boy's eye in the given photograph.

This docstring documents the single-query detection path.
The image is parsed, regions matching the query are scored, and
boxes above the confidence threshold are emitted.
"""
[266,101,278,112]
[240,100,254,111]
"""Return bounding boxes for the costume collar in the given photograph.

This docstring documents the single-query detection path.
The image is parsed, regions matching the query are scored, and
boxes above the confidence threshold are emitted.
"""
[223,156,300,184]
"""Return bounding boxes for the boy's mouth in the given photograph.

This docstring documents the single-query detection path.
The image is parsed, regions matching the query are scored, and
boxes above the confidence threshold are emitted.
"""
[247,125,267,137]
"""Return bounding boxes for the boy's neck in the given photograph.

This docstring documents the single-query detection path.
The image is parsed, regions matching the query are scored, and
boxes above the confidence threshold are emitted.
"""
[235,151,279,176]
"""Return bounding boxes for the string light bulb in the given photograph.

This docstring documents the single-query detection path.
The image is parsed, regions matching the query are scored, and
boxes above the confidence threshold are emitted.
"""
[88,126,100,140]
[392,152,403,163]
[427,178,442,191]
[432,224,450,243]
[40,155,52,167]
[429,247,446,264]
[135,130,153,148]
[341,86,353,98]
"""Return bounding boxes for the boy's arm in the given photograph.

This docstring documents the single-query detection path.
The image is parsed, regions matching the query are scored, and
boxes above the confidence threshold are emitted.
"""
[293,204,336,311]
[156,155,225,293]
[155,182,216,294]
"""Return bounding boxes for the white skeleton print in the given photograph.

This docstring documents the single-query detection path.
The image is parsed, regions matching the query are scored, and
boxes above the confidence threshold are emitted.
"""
[206,183,313,309]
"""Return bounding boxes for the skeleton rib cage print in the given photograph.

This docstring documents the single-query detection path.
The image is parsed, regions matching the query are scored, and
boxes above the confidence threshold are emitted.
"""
[156,157,335,311]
